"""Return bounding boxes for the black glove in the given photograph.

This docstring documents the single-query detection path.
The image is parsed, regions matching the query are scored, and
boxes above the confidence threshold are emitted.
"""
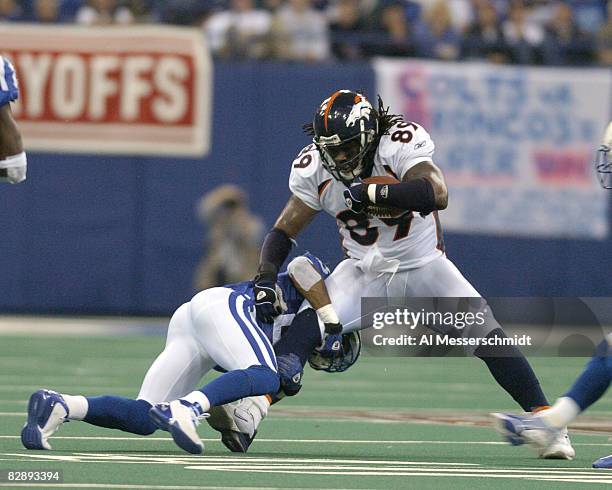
[254,269,284,323]
[343,183,367,214]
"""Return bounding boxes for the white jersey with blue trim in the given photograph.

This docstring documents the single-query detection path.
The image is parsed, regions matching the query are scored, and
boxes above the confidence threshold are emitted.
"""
[227,253,331,344]
[289,121,444,270]
[0,57,19,107]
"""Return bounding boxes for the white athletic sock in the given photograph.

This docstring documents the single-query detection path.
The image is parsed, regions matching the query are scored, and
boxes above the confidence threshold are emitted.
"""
[181,391,211,414]
[537,396,581,429]
[62,394,89,420]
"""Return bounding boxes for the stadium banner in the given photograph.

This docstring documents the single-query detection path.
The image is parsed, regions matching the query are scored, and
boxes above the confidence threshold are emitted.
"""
[0,24,212,157]
[374,58,612,239]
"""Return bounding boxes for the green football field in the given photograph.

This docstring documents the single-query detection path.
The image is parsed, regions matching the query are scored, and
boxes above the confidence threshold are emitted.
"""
[1,331,612,489]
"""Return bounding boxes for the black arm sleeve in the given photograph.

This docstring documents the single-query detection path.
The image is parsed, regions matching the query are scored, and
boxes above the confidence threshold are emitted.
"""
[256,227,293,281]
[373,177,436,214]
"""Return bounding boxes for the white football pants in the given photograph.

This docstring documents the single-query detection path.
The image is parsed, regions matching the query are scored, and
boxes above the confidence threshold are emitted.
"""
[317,255,498,342]
[137,287,276,404]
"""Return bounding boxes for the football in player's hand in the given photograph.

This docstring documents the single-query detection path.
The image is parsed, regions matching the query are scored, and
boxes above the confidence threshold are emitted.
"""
[362,175,404,218]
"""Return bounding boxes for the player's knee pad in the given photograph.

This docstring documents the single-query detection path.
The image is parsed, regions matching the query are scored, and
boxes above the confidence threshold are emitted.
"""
[276,353,303,397]
[244,365,280,396]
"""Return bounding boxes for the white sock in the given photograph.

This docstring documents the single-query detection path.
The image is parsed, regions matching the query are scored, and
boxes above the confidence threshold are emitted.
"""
[62,394,89,420]
[181,391,211,414]
[538,397,581,429]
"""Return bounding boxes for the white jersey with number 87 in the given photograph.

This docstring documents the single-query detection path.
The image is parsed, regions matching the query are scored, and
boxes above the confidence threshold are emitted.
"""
[289,121,444,270]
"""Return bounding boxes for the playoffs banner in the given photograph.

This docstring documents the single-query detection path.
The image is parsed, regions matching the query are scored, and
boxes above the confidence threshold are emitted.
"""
[1,25,212,157]
[374,58,611,239]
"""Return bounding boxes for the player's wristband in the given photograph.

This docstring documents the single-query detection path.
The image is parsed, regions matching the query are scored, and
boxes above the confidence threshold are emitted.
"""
[259,228,294,276]
[367,184,377,204]
[254,262,278,284]
[0,151,27,184]
[317,304,340,325]
[375,178,435,213]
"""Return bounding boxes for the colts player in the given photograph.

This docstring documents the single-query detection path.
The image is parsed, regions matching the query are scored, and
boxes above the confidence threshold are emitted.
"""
[239,89,574,459]
[0,56,27,184]
[493,121,612,467]
[20,253,360,455]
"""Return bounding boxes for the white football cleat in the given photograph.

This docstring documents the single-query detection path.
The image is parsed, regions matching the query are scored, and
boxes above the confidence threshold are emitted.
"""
[149,400,207,455]
[539,428,575,460]
[207,395,269,452]
[21,389,69,450]
[492,412,575,460]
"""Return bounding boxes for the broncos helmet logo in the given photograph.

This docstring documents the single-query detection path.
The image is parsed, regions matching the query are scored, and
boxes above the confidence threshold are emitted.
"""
[345,97,373,128]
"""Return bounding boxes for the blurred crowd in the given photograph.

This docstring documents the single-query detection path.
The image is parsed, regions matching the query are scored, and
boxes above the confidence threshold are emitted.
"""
[1,0,611,66]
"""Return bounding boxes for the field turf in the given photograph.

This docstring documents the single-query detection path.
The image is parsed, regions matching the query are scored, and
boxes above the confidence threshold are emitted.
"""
[1,329,612,489]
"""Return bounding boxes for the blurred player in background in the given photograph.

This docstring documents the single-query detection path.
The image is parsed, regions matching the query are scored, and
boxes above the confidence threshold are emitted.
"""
[21,253,358,455]
[0,56,26,184]
[194,184,264,291]
[247,89,574,459]
[493,121,612,467]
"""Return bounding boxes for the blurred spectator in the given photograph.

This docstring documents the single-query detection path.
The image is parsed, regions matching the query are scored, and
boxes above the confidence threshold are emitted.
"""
[329,0,368,60]
[502,0,545,64]
[414,1,461,60]
[159,0,217,26]
[126,0,156,23]
[205,0,271,59]
[271,0,330,61]
[597,1,612,65]
[76,0,134,25]
[33,0,60,23]
[0,0,23,21]
[262,0,283,13]
[193,184,264,291]
[463,0,510,63]
[541,2,595,65]
[365,1,414,57]
[411,0,474,32]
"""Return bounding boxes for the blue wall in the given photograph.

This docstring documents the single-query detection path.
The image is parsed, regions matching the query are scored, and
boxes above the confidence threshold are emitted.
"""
[1,61,610,315]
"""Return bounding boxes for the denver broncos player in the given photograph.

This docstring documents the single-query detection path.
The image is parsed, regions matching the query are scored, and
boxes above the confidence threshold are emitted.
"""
[247,89,574,459]
[0,56,27,184]
[20,253,360,455]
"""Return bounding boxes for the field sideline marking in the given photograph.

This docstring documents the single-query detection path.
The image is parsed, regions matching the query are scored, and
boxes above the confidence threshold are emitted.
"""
[0,435,611,446]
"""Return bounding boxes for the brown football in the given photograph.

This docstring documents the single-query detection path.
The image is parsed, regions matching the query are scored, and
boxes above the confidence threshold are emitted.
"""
[362,175,399,185]
[362,175,405,218]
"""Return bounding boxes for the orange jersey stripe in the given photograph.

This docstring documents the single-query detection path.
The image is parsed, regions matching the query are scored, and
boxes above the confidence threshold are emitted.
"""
[318,179,332,197]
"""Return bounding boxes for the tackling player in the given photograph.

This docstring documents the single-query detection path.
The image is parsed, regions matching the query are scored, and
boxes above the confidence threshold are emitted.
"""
[20,253,360,455]
[0,56,27,184]
[245,89,574,459]
[493,121,612,467]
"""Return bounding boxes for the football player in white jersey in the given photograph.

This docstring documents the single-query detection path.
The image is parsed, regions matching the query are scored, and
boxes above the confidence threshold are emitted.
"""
[0,56,27,184]
[245,89,574,459]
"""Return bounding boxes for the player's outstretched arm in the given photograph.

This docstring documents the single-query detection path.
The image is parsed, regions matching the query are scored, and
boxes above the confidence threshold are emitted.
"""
[254,195,319,323]
[288,257,343,358]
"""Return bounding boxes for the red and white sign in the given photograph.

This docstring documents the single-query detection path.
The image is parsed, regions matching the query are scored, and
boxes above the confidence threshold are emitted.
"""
[1,24,212,156]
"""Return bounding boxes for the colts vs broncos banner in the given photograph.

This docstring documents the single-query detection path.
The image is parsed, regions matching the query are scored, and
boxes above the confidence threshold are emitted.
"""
[374,58,612,239]
[0,25,212,156]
